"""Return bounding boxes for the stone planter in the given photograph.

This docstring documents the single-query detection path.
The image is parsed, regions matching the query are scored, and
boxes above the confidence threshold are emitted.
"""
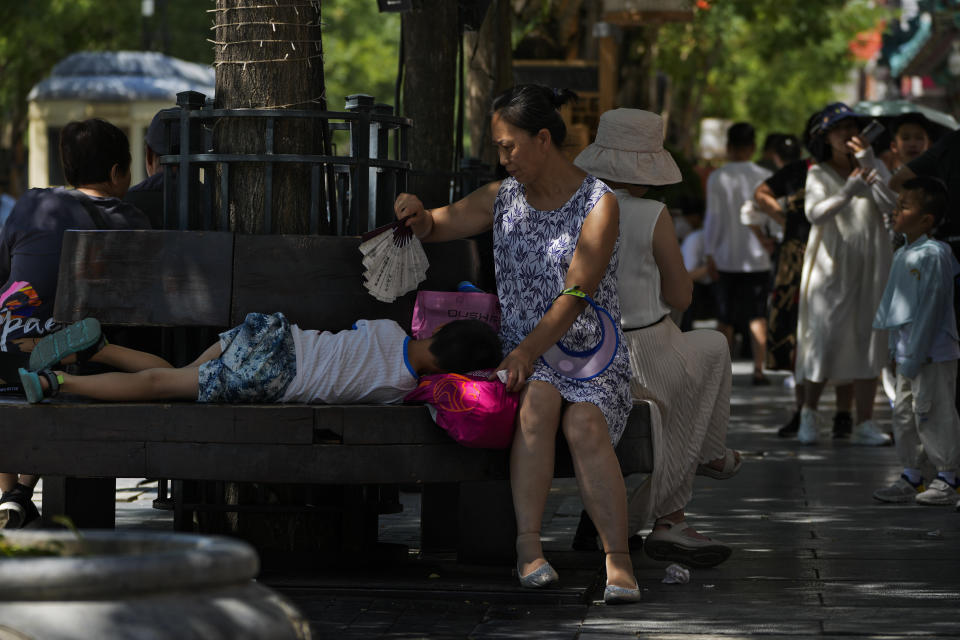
[0,530,310,640]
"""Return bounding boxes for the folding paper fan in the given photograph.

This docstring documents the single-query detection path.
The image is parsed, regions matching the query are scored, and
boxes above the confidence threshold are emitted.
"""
[358,214,429,302]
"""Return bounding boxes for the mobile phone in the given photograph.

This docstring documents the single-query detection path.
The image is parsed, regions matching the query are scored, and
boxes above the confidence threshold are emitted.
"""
[859,119,885,144]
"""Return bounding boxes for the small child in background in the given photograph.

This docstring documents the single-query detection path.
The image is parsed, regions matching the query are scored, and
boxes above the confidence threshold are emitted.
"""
[886,113,932,171]
[17,313,502,405]
[678,201,716,331]
[872,177,960,505]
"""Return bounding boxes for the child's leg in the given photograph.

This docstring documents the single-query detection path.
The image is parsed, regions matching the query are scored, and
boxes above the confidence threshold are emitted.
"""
[87,341,222,373]
[88,344,174,372]
[914,361,960,475]
[892,371,926,472]
[50,366,201,402]
[186,342,223,368]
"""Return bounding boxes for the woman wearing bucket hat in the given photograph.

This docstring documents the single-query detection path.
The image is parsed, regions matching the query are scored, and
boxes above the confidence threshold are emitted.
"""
[794,102,893,446]
[572,109,737,568]
[395,85,640,604]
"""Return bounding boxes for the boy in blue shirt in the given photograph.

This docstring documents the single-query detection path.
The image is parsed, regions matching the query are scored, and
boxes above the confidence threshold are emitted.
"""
[873,177,960,506]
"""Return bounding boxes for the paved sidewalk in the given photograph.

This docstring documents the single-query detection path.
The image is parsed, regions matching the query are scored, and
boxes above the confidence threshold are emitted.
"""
[33,361,960,638]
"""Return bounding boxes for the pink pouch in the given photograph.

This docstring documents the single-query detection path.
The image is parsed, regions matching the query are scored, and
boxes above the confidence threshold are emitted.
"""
[404,373,518,449]
[411,290,501,339]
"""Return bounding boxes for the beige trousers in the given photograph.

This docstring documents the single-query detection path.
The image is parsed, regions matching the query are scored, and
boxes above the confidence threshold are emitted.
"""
[624,319,731,533]
[893,360,960,472]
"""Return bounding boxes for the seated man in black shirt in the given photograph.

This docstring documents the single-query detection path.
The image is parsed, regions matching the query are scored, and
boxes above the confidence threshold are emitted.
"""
[0,118,151,529]
[124,107,180,229]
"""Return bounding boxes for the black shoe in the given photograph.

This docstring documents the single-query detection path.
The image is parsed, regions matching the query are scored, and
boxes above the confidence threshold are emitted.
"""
[832,412,853,439]
[628,533,644,551]
[0,492,40,529]
[778,410,800,437]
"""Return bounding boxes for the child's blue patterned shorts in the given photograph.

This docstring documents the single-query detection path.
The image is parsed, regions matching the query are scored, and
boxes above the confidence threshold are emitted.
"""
[197,312,297,403]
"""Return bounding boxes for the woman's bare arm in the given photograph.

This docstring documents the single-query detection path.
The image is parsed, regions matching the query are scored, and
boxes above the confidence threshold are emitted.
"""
[394,181,500,242]
[651,207,693,312]
[754,182,786,227]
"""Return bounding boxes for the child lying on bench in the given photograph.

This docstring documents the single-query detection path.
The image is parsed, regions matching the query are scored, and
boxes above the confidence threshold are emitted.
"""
[18,313,502,404]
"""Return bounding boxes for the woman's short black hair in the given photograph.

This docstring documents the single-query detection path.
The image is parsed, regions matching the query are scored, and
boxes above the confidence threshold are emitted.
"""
[774,134,802,164]
[429,319,502,373]
[59,118,131,187]
[490,84,577,147]
[902,176,949,229]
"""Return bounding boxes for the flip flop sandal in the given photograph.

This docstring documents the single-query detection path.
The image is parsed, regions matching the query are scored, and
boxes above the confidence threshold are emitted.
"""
[696,448,742,480]
[18,368,62,404]
[644,519,732,569]
[29,318,105,372]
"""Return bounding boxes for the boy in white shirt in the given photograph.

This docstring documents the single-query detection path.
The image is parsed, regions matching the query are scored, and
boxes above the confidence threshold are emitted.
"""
[16,312,502,405]
[872,177,960,505]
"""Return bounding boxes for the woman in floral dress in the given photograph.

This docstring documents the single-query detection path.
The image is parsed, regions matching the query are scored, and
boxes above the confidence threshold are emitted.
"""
[394,85,639,604]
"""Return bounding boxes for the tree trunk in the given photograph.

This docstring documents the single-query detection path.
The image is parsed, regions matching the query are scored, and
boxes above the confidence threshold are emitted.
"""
[465,0,512,169]
[213,0,328,234]
[211,0,332,550]
[402,0,458,208]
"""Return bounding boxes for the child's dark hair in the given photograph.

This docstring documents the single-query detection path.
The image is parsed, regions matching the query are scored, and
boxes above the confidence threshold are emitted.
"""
[901,176,949,229]
[727,122,755,149]
[491,84,577,147]
[429,319,502,373]
[59,118,132,187]
[891,113,931,139]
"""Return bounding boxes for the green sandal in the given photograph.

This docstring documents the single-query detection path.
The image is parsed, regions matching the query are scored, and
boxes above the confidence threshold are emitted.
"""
[29,318,105,372]
[19,368,62,404]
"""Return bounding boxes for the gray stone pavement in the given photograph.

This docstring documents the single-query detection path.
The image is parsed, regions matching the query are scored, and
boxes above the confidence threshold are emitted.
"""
[29,361,960,638]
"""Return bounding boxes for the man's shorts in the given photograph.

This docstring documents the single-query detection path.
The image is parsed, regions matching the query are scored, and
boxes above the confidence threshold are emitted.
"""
[714,271,771,327]
[197,312,296,403]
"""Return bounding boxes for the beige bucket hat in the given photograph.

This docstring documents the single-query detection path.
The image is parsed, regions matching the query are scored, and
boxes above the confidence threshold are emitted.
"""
[574,108,681,186]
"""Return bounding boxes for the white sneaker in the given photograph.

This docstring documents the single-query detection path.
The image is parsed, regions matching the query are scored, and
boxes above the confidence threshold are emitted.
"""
[797,407,821,445]
[850,419,892,446]
[916,478,960,505]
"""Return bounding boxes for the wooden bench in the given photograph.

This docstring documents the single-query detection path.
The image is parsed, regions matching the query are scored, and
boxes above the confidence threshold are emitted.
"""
[0,230,652,563]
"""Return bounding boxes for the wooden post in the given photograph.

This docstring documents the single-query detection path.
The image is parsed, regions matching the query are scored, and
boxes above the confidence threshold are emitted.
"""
[465,0,513,168]
[597,29,619,115]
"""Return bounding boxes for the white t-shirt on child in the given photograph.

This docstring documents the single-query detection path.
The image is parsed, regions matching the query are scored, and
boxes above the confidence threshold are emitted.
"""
[681,228,711,285]
[280,318,418,404]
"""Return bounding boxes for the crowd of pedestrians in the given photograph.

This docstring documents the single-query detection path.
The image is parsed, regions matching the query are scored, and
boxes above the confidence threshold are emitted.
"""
[724,104,960,508]
[0,87,957,603]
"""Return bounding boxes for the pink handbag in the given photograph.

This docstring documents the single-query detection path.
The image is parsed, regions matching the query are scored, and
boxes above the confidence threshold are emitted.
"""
[410,287,501,339]
[404,373,519,449]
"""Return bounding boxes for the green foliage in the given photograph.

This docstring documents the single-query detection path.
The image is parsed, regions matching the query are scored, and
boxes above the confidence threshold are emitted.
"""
[144,0,216,65]
[656,0,889,138]
[321,0,400,112]
[0,0,139,129]
[0,0,211,145]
